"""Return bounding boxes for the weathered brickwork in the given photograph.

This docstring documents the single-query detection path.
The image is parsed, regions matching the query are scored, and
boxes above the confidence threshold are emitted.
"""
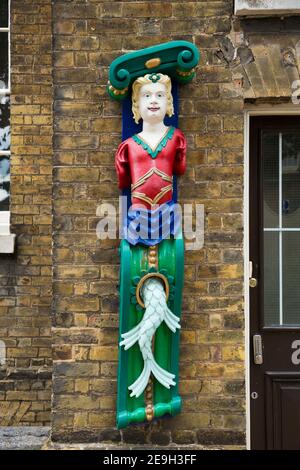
[235,17,300,100]
[0,0,53,425]
[52,0,246,445]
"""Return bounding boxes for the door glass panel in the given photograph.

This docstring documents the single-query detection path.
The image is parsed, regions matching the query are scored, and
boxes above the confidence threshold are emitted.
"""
[282,133,300,228]
[0,32,8,90]
[262,130,300,326]
[0,1,8,28]
[262,132,279,228]
[264,232,279,326]
[282,232,300,325]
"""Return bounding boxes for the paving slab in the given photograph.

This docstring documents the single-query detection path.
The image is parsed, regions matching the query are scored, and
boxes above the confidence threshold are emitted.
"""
[0,427,50,450]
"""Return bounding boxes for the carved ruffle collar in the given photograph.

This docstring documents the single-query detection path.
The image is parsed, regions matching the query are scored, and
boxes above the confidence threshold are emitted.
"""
[132,126,175,159]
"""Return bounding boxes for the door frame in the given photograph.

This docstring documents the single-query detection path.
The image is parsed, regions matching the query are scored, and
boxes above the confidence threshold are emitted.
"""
[244,104,300,449]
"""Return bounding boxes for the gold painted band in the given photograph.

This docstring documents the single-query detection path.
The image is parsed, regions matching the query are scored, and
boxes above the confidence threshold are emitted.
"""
[136,272,169,309]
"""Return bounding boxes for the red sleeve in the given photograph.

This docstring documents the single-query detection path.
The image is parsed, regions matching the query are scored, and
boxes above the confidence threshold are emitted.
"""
[173,129,186,176]
[115,140,131,189]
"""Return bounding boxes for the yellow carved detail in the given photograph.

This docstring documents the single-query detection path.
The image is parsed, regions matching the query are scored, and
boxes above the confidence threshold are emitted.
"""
[145,58,161,69]
[136,272,170,309]
[131,168,172,191]
[132,184,172,205]
[176,68,195,76]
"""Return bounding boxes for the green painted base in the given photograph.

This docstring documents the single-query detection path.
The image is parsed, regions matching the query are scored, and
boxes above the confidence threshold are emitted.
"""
[117,237,184,429]
[117,397,182,429]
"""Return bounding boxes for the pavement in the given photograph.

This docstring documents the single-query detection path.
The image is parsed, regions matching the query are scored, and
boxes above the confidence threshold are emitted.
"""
[0,427,50,450]
[0,427,245,450]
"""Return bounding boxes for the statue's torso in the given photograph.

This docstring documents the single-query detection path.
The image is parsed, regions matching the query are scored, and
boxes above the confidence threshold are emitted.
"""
[116,127,186,209]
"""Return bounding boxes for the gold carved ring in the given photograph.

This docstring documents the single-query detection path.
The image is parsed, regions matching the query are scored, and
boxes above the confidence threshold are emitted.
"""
[136,273,169,309]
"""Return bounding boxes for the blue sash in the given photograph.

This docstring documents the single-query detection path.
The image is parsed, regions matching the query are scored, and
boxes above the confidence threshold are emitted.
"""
[123,200,181,246]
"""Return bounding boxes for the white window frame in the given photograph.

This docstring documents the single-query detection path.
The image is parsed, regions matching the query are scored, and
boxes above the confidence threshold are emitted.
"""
[0,0,10,205]
[0,0,15,253]
[0,0,10,94]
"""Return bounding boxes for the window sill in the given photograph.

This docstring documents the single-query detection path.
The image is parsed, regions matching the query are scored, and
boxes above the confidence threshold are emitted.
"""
[0,212,15,254]
[0,233,16,254]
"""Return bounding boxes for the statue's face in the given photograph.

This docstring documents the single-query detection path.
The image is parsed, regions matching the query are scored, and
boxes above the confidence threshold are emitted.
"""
[138,82,167,124]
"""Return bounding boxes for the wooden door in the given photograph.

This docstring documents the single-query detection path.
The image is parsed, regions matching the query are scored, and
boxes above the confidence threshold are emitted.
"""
[250,116,300,450]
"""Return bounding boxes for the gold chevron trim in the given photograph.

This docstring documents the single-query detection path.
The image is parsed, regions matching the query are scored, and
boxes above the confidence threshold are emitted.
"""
[132,184,172,205]
[131,168,173,191]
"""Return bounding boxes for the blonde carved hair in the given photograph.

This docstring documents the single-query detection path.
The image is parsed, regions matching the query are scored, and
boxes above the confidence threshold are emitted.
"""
[132,73,174,124]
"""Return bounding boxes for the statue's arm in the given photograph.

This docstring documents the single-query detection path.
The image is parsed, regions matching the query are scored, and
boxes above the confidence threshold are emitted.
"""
[173,129,186,176]
[115,140,131,189]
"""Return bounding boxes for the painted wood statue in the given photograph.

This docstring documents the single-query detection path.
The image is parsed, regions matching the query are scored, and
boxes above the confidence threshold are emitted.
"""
[107,41,200,428]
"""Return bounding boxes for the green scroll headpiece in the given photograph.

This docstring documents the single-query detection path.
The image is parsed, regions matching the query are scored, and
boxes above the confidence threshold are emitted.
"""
[107,40,200,101]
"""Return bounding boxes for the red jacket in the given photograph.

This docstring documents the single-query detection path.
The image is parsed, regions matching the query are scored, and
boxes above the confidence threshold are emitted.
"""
[115,126,186,209]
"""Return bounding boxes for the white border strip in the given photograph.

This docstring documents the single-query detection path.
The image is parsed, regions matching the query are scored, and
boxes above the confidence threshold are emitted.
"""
[244,110,250,450]
[244,103,300,450]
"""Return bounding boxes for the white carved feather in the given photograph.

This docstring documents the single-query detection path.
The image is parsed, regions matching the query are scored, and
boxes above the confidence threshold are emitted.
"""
[120,277,180,398]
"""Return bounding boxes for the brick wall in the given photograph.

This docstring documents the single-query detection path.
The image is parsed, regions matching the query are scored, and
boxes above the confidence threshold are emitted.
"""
[1,0,298,446]
[0,0,53,426]
[52,1,246,445]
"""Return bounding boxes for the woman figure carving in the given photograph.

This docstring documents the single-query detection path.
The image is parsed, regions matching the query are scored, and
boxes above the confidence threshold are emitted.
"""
[115,73,186,246]
[115,73,186,398]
